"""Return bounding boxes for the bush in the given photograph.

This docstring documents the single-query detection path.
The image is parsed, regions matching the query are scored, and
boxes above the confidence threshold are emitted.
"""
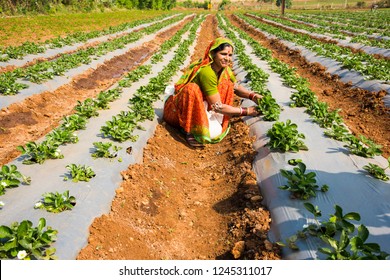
[356,1,366,8]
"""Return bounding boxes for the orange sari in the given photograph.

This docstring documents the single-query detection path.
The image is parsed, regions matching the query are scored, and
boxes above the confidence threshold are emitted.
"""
[163,38,236,144]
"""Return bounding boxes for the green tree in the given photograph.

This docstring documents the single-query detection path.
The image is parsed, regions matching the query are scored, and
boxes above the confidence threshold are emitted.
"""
[219,0,231,10]
[276,0,292,8]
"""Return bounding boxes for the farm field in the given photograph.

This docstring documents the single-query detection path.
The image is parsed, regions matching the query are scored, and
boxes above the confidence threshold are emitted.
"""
[0,8,389,261]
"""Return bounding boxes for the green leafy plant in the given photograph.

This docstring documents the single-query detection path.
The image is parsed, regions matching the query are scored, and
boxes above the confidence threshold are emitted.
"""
[101,113,141,143]
[65,164,96,182]
[34,190,76,213]
[0,218,58,260]
[129,98,156,122]
[290,87,317,108]
[363,157,390,181]
[45,128,79,146]
[267,120,308,152]
[279,160,329,200]
[74,98,99,119]
[0,72,29,95]
[280,203,389,259]
[91,142,122,159]
[118,65,152,87]
[256,94,281,121]
[17,140,64,165]
[0,164,31,195]
[345,135,382,158]
[94,88,122,109]
[60,114,88,132]
[303,203,389,260]
[324,124,352,142]
[307,102,343,128]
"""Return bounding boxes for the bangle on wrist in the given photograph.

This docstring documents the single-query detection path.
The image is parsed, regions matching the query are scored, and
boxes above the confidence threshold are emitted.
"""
[240,107,248,116]
[249,92,255,101]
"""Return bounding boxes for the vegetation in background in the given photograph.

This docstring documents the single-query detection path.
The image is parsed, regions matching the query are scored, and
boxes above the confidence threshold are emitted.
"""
[0,10,171,47]
[0,0,177,15]
[178,0,210,9]
[276,0,292,8]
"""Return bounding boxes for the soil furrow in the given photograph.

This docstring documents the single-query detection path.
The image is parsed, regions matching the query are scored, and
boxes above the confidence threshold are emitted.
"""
[0,16,194,165]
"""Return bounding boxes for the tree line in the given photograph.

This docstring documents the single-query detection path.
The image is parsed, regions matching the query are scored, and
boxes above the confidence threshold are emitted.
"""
[0,0,177,14]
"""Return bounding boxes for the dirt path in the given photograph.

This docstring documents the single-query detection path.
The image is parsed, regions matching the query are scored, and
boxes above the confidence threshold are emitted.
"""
[76,15,281,260]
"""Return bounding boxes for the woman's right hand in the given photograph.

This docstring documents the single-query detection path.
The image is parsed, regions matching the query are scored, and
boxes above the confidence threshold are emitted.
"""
[246,106,260,117]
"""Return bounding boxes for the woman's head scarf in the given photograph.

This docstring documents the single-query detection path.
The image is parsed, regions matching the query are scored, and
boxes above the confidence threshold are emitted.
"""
[175,37,234,93]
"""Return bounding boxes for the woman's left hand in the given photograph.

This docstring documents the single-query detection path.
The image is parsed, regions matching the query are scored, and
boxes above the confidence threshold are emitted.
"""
[252,93,262,104]
[249,92,263,104]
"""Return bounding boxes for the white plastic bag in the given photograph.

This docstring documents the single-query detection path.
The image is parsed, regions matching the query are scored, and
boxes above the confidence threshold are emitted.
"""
[204,101,223,139]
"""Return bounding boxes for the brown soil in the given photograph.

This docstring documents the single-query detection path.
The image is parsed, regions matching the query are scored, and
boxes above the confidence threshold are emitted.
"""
[1,13,389,260]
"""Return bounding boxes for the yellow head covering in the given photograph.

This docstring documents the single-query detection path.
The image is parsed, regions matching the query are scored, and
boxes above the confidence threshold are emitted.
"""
[175,37,234,93]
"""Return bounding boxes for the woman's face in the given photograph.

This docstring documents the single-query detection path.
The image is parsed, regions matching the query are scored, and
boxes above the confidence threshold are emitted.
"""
[212,45,233,71]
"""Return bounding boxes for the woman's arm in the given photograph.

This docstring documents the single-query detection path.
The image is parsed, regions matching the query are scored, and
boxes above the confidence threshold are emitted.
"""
[234,83,262,104]
[206,93,259,117]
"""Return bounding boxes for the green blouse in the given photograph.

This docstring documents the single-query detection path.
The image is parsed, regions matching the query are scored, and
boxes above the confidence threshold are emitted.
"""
[192,65,237,96]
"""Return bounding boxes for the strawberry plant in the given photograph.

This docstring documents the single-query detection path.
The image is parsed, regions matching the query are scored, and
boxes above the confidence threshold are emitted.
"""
[65,164,96,182]
[255,94,281,121]
[344,135,382,158]
[0,164,31,195]
[74,99,99,119]
[278,203,390,259]
[129,99,155,122]
[34,190,76,213]
[101,113,141,143]
[279,160,329,200]
[91,142,122,159]
[266,120,308,152]
[363,157,390,181]
[302,203,389,260]
[289,87,317,108]
[45,128,79,146]
[118,65,152,87]
[60,114,88,132]
[0,72,28,96]
[94,88,122,110]
[17,140,64,165]
[0,218,58,260]
[324,124,352,142]
[306,101,343,129]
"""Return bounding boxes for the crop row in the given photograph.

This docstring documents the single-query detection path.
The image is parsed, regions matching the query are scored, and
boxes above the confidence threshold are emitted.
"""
[238,13,390,82]
[0,13,173,62]
[262,13,390,50]
[286,10,389,36]
[0,13,186,96]
[226,14,387,178]
[219,13,389,259]
[0,13,203,260]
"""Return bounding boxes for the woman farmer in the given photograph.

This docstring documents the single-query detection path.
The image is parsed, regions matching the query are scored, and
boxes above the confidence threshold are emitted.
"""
[163,37,262,148]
